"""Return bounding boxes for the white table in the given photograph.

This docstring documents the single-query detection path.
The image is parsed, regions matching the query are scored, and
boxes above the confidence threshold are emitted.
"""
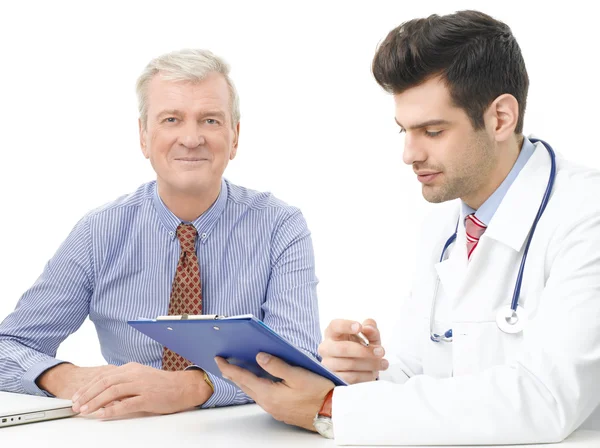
[1,404,599,447]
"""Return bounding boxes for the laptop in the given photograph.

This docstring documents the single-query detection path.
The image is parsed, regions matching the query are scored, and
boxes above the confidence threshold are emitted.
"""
[0,391,76,428]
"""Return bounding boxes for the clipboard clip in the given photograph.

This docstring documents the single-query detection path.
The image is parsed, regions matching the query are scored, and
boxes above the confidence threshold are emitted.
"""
[156,314,225,321]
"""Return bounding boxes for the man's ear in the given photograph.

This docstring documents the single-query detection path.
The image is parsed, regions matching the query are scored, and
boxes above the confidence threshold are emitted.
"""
[230,122,240,160]
[485,94,519,143]
[139,118,149,158]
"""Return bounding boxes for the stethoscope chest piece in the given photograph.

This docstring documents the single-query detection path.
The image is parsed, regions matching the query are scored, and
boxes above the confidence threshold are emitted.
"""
[496,305,528,334]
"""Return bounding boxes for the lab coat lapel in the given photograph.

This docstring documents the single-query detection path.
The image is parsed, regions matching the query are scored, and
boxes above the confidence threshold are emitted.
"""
[484,141,553,252]
[434,140,552,301]
[435,207,468,300]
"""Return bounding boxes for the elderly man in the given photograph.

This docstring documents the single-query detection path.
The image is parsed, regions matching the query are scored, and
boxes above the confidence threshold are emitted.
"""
[0,49,321,419]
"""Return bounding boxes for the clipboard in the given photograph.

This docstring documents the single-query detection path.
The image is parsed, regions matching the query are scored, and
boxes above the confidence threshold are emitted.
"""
[128,314,348,387]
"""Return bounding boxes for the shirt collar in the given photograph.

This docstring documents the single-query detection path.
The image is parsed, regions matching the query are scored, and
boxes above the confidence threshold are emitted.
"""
[461,136,536,227]
[151,178,229,242]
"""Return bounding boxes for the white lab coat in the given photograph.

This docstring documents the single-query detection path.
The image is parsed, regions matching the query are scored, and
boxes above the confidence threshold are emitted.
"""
[333,141,600,445]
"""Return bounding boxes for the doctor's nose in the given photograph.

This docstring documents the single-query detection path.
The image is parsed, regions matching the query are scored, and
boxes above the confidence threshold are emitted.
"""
[402,134,426,166]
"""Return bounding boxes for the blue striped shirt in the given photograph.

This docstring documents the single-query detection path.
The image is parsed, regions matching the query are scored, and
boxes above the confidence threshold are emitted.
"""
[0,178,321,408]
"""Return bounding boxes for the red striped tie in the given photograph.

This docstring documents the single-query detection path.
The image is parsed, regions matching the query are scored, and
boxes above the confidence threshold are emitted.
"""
[465,214,487,259]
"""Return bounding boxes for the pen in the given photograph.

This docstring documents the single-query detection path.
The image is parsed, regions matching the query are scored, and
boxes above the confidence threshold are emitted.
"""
[356,331,370,347]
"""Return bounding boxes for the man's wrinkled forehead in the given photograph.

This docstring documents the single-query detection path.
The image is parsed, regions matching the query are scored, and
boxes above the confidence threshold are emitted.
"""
[146,73,231,121]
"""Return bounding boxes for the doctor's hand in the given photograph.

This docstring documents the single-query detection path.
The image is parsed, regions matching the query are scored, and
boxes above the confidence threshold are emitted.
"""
[70,362,213,418]
[216,353,334,432]
[318,318,388,384]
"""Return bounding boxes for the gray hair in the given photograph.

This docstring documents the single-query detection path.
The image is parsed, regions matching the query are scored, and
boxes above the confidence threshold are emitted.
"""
[136,48,240,129]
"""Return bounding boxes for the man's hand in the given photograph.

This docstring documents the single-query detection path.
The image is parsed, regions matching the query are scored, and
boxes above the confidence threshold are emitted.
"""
[216,353,334,432]
[36,363,119,399]
[70,363,213,418]
[318,318,388,384]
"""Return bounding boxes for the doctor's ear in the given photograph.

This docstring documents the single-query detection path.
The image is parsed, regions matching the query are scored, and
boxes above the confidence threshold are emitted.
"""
[485,94,519,143]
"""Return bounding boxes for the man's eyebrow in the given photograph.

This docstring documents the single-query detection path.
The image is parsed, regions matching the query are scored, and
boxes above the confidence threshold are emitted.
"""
[156,109,182,118]
[155,110,227,120]
[394,118,451,129]
[200,110,227,119]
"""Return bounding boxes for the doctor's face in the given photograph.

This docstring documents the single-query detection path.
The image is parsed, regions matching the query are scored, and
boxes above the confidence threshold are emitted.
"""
[394,77,497,206]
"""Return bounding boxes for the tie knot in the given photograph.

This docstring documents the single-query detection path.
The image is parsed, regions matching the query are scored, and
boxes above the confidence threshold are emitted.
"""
[176,224,197,253]
[465,214,487,242]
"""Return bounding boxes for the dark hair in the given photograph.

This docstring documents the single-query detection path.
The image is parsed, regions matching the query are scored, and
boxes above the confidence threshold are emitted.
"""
[372,10,529,134]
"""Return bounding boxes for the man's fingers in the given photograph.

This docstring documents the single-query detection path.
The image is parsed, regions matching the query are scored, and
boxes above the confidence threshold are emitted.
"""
[231,381,258,402]
[361,319,382,346]
[323,319,363,340]
[95,396,144,419]
[255,353,309,387]
[319,339,384,359]
[71,365,118,403]
[323,356,389,373]
[72,380,102,411]
[362,318,378,329]
[215,357,270,393]
[78,382,138,415]
[215,357,265,399]
[256,353,334,394]
[79,384,138,415]
[337,371,379,385]
[73,373,134,413]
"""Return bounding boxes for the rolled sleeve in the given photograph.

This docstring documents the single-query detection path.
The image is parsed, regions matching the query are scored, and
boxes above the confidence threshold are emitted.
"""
[22,358,68,397]
[0,216,93,395]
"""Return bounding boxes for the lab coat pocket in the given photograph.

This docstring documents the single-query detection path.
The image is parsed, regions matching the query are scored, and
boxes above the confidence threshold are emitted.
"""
[422,317,454,378]
[452,321,521,376]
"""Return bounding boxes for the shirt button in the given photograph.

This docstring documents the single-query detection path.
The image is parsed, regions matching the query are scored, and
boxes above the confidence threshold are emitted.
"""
[201,233,207,239]
[169,231,174,236]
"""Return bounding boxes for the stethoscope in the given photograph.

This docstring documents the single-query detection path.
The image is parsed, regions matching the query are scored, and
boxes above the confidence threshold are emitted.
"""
[430,138,557,343]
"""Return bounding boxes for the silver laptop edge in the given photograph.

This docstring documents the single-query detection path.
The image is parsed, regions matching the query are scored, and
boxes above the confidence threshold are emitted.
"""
[1,406,77,428]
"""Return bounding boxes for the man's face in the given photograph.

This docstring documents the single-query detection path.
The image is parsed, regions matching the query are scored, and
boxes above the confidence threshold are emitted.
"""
[394,77,496,206]
[139,72,239,198]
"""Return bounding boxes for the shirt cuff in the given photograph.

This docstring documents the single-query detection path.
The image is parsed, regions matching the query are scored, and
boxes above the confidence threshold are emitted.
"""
[22,357,68,397]
[201,372,252,408]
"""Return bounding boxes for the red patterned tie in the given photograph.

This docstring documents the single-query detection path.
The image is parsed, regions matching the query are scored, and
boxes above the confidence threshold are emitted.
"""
[162,224,203,371]
[465,214,487,260]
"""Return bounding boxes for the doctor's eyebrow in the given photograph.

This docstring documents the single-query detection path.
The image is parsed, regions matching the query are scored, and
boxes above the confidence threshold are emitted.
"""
[394,118,452,130]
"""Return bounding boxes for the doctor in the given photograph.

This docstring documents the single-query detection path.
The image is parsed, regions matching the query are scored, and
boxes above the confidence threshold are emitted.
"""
[216,9,600,445]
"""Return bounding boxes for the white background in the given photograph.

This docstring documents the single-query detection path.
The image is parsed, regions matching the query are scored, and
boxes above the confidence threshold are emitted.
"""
[0,1,598,366]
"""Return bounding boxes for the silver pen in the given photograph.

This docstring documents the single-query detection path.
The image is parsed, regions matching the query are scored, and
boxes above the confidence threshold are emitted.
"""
[356,331,370,347]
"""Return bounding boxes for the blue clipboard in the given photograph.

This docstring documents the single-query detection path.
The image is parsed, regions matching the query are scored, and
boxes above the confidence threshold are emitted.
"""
[128,314,347,387]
